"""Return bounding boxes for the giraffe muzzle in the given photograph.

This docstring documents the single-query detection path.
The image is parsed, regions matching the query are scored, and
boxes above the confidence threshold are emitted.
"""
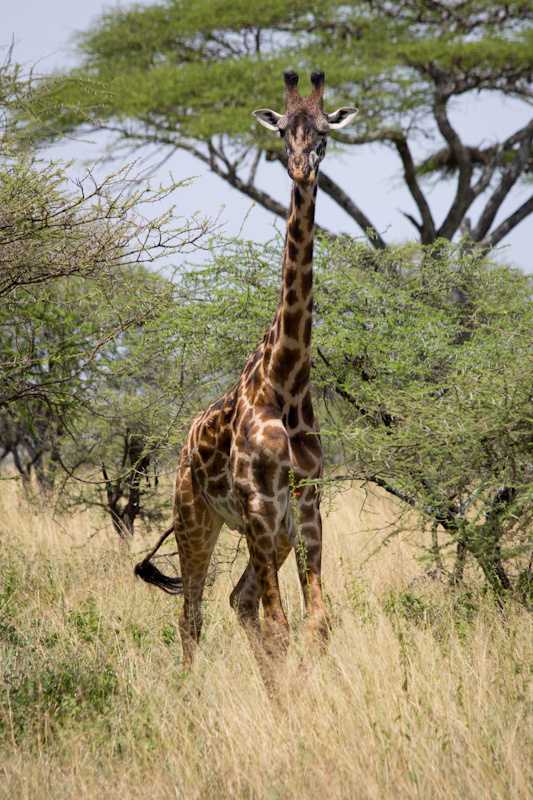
[295,171,316,187]
[287,154,316,186]
[288,165,316,186]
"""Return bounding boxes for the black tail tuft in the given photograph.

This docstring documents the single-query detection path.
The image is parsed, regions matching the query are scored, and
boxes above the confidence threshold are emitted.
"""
[134,559,183,595]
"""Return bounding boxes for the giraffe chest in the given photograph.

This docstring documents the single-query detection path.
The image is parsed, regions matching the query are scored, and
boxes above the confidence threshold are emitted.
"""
[190,403,320,526]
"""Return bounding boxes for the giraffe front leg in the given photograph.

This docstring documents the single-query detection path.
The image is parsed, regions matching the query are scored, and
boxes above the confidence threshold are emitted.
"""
[293,505,329,654]
[248,532,290,660]
[233,506,291,690]
[179,588,204,669]
[230,532,293,635]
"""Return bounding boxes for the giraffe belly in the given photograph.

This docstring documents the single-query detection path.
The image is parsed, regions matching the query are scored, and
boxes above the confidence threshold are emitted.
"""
[207,492,244,532]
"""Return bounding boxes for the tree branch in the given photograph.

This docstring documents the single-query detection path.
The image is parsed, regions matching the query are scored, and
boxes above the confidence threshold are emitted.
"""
[317,170,387,249]
[364,474,419,508]
[248,146,261,185]
[471,119,533,242]
[187,140,290,219]
[394,135,436,243]
[332,128,405,146]
[472,123,533,199]
[479,192,533,250]
[432,76,475,239]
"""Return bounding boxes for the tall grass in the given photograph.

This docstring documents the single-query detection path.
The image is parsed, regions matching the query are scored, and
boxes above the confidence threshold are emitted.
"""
[1,478,533,799]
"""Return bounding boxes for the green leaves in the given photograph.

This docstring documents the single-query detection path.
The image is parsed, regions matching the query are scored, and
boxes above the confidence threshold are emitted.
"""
[50,0,533,134]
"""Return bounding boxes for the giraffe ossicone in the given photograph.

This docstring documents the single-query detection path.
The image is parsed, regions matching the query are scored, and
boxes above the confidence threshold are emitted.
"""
[135,70,358,682]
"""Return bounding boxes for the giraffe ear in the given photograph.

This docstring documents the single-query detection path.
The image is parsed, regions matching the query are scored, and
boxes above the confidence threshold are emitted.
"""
[326,107,359,129]
[252,109,284,131]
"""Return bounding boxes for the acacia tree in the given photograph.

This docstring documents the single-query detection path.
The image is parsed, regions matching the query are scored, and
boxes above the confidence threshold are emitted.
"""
[28,0,533,251]
[310,238,533,595]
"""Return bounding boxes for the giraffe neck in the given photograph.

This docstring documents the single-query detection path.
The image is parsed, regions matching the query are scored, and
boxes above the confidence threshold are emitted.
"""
[263,177,317,401]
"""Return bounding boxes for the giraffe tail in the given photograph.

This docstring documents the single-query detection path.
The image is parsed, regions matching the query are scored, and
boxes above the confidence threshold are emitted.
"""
[134,523,183,595]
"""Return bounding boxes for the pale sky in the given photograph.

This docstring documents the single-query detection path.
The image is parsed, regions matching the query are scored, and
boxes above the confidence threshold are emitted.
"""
[3,0,533,272]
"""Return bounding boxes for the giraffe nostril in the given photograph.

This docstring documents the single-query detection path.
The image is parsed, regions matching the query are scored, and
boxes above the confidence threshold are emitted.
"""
[288,155,314,183]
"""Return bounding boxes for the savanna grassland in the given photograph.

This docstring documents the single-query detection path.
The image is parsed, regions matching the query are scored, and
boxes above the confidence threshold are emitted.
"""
[1,478,533,800]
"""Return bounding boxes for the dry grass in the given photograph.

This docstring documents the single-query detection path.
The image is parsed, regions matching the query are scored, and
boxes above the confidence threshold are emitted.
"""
[1,477,533,799]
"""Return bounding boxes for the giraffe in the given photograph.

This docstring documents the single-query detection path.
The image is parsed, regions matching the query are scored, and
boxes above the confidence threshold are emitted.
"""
[135,70,358,680]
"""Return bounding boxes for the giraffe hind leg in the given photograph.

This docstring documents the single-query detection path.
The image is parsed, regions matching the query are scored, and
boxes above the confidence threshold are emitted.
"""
[178,521,222,669]
[174,469,223,669]
[176,513,223,669]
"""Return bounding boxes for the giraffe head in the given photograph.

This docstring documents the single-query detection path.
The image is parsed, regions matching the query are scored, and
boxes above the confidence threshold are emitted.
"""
[253,71,358,186]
